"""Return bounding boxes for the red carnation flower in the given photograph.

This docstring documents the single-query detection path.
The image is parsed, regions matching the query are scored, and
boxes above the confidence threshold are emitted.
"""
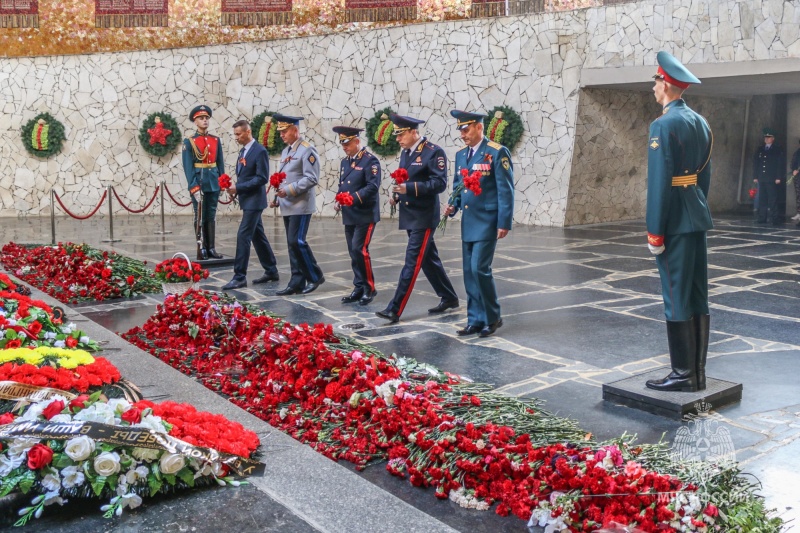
[390,168,408,185]
[218,173,232,189]
[269,172,287,189]
[335,192,354,207]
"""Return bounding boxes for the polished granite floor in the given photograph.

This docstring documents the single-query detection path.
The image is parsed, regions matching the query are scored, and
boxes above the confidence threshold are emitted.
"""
[2,213,799,531]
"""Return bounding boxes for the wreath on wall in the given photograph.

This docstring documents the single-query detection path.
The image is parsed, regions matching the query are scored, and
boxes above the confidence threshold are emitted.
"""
[139,112,181,157]
[365,107,401,157]
[21,113,66,158]
[252,111,287,156]
[484,106,524,153]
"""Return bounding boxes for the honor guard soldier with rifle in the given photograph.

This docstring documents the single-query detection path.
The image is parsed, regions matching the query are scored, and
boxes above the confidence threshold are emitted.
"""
[644,51,714,393]
[332,125,381,305]
[182,105,224,260]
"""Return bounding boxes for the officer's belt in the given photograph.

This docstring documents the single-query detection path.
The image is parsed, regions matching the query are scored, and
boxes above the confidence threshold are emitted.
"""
[194,163,216,169]
[671,174,697,187]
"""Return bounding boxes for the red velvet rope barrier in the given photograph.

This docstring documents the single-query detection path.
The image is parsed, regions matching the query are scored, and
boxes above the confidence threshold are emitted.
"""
[218,193,235,205]
[111,185,160,214]
[54,190,108,220]
[163,184,192,207]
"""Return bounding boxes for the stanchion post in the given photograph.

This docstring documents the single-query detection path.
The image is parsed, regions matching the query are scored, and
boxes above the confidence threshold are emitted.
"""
[101,185,121,243]
[50,189,56,245]
[154,181,172,235]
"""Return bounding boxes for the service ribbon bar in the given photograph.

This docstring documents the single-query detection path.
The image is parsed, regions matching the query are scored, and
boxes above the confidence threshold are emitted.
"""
[222,0,292,26]
[0,420,266,478]
[344,0,416,23]
[0,0,39,28]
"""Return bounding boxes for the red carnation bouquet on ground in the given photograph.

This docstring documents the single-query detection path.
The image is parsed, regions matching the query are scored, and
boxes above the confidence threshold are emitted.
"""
[154,257,209,284]
[218,173,232,189]
[439,169,483,232]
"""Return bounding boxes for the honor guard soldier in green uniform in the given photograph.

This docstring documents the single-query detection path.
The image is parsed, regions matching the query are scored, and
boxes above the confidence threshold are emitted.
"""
[182,105,224,260]
[445,110,514,338]
[645,51,713,393]
[333,125,381,305]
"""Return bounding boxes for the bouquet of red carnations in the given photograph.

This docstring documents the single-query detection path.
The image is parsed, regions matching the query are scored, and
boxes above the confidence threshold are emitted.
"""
[218,173,232,189]
[389,168,409,217]
[335,192,354,207]
[439,169,483,232]
[269,172,286,191]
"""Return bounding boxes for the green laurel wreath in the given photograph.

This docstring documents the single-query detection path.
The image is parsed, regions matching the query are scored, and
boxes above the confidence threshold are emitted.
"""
[138,112,181,157]
[21,113,66,158]
[251,111,287,156]
[365,107,401,157]
[484,105,524,153]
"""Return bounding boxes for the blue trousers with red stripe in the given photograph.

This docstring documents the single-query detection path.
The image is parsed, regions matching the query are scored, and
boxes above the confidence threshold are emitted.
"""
[283,214,323,290]
[345,223,376,294]
[655,231,709,321]
[388,228,457,316]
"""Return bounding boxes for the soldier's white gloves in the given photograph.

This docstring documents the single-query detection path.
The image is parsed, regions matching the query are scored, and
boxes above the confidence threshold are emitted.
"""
[192,191,201,202]
[648,243,665,255]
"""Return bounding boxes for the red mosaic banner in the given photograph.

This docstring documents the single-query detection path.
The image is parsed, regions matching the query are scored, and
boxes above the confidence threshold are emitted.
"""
[0,0,38,28]
[344,0,416,23]
[95,0,168,28]
[470,0,506,18]
[221,0,292,26]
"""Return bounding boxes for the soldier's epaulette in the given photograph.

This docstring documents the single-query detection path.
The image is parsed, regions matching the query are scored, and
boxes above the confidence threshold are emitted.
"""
[300,140,310,148]
[487,141,502,150]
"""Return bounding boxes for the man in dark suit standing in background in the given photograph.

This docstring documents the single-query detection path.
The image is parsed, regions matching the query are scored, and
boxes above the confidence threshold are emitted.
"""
[753,128,785,226]
[221,119,279,291]
[375,114,459,324]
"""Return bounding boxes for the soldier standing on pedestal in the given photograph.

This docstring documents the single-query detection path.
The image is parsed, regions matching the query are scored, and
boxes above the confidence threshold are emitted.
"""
[182,105,223,260]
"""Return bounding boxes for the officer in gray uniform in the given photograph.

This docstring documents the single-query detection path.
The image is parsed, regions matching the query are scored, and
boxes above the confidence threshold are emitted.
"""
[271,114,325,295]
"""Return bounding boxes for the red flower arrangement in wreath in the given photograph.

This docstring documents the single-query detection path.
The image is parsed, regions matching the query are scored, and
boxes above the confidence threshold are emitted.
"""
[154,257,209,284]
[218,173,232,189]
[335,192,354,207]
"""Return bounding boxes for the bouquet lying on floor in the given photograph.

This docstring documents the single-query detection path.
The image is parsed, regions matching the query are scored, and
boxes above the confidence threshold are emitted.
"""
[0,393,263,525]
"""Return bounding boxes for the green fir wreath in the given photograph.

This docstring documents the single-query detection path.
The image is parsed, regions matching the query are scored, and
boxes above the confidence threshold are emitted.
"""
[139,112,181,157]
[365,107,401,157]
[21,113,66,158]
[483,106,524,153]
[252,111,287,156]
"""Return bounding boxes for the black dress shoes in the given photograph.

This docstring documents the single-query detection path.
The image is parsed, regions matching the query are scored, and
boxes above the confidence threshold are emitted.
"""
[428,299,459,313]
[359,290,377,305]
[478,319,503,338]
[375,308,399,324]
[253,273,280,284]
[341,289,364,303]
[221,279,247,291]
[457,324,483,336]
[276,286,301,296]
[301,277,325,295]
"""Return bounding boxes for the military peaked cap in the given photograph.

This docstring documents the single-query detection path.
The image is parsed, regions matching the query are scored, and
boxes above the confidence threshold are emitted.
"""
[655,51,701,89]
[189,105,212,121]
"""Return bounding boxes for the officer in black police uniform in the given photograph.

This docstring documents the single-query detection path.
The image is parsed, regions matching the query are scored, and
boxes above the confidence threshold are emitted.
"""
[375,114,459,324]
[753,128,786,225]
[333,126,381,305]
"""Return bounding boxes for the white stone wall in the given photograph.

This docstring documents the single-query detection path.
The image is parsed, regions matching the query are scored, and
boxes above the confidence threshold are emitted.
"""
[1,0,799,225]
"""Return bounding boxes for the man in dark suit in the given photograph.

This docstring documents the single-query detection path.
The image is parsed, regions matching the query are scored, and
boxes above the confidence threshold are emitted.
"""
[446,110,515,338]
[753,128,785,225]
[375,114,458,324]
[333,125,380,305]
[644,51,713,393]
[221,119,279,291]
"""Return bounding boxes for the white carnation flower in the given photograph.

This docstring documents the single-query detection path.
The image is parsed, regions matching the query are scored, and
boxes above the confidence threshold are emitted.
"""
[107,398,132,414]
[0,453,24,477]
[42,491,65,506]
[74,403,116,425]
[41,471,61,492]
[125,465,149,485]
[7,438,37,456]
[131,447,161,462]
[48,414,73,423]
[134,414,167,434]
[61,465,85,489]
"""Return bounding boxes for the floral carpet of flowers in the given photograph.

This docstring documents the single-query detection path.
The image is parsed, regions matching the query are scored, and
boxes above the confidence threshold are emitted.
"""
[0,243,161,304]
[123,290,782,532]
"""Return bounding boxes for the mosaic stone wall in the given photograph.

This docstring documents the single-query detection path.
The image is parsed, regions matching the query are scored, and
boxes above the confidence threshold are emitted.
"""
[1,0,799,225]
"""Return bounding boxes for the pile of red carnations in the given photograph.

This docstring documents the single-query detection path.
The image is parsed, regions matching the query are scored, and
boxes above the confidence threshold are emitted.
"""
[1,243,161,303]
[123,290,779,531]
[154,257,209,284]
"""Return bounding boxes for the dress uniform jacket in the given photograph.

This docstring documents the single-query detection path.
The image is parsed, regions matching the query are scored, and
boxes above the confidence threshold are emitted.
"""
[451,138,514,241]
[235,141,269,211]
[276,139,320,216]
[646,98,713,321]
[396,138,448,229]
[182,134,224,194]
[337,148,381,226]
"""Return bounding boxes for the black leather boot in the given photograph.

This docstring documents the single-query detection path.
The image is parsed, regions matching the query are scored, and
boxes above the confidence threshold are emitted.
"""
[195,212,208,260]
[206,221,222,259]
[646,319,698,392]
[694,314,710,390]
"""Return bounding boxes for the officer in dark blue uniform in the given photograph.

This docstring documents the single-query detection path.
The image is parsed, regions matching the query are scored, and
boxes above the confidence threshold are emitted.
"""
[182,105,224,260]
[645,51,713,393]
[376,114,459,323]
[333,126,381,305]
[446,110,514,338]
[753,129,785,225]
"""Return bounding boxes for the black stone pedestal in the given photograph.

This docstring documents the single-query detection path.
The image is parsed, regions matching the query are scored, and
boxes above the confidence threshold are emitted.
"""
[602,368,742,420]
[189,254,236,268]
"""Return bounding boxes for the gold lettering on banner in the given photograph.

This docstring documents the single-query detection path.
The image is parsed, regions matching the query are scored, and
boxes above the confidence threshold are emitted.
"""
[0,381,77,402]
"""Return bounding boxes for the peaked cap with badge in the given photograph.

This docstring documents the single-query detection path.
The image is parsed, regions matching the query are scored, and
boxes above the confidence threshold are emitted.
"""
[272,113,303,131]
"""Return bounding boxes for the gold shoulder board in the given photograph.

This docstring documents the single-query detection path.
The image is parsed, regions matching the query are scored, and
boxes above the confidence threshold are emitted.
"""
[300,140,310,148]
[487,141,502,149]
